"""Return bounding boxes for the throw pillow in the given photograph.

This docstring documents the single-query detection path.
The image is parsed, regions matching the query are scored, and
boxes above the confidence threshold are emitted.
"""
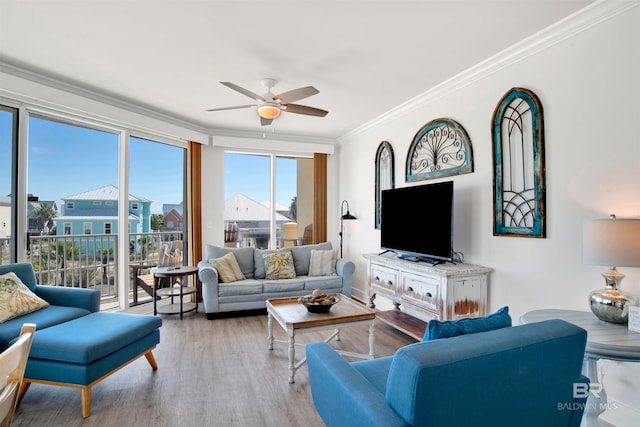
[0,272,49,323]
[209,252,246,283]
[422,306,511,341]
[262,251,296,280]
[308,249,338,276]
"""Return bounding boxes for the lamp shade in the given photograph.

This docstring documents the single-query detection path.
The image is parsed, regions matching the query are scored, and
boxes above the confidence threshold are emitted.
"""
[582,218,640,267]
[257,104,281,119]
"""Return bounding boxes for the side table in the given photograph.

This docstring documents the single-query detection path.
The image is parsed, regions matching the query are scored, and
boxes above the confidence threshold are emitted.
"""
[153,265,199,319]
[520,309,640,427]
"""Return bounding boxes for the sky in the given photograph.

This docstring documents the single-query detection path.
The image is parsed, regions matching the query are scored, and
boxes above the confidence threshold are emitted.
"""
[0,113,297,214]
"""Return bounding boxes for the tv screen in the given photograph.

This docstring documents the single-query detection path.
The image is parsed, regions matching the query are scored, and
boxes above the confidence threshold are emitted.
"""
[380,181,454,263]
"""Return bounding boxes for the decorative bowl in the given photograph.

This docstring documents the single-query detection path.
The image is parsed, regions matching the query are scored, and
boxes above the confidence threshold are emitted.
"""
[299,294,338,313]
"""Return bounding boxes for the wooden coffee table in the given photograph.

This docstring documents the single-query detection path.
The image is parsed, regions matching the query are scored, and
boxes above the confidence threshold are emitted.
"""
[266,294,376,383]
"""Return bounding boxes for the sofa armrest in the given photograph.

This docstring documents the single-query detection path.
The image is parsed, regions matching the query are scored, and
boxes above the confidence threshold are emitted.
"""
[306,342,409,427]
[336,259,355,297]
[198,260,220,313]
[34,285,100,312]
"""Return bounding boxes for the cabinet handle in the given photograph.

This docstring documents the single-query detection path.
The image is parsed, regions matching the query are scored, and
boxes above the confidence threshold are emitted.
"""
[407,286,413,292]
[387,280,393,285]
[375,276,380,281]
[425,292,432,298]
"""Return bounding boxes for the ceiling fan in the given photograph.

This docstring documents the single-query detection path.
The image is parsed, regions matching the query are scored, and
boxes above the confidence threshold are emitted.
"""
[206,78,328,126]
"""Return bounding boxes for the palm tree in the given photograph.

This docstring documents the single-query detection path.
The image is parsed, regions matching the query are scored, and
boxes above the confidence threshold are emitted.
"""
[33,203,57,235]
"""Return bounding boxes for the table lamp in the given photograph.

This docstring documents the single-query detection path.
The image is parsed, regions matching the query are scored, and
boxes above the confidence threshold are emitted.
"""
[582,215,640,323]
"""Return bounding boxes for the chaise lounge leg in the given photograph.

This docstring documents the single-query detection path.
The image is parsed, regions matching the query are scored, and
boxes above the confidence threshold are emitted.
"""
[81,387,92,418]
[17,380,31,404]
[145,350,158,370]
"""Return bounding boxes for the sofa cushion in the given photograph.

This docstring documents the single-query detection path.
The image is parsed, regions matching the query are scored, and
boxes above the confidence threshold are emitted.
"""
[204,245,255,279]
[0,305,91,350]
[209,252,245,283]
[263,251,296,280]
[23,312,162,364]
[308,249,338,276]
[0,272,50,323]
[422,306,511,341]
[290,242,333,276]
[303,275,343,291]
[218,279,263,297]
[263,278,305,292]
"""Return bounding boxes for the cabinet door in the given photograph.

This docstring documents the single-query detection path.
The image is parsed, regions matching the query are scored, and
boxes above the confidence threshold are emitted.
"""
[400,271,440,311]
[370,263,398,297]
[449,277,486,319]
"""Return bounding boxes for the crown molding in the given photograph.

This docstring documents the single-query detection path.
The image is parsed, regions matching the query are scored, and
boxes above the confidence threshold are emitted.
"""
[0,59,337,147]
[339,0,639,142]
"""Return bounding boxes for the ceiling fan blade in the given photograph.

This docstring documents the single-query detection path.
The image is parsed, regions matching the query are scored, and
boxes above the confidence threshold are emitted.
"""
[273,86,319,104]
[205,104,255,112]
[260,117,273,126]
[220,82,266,101]
[283,103,328,117]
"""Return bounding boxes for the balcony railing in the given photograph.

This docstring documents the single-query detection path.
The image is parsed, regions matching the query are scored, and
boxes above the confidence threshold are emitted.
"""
[0,232,183,310]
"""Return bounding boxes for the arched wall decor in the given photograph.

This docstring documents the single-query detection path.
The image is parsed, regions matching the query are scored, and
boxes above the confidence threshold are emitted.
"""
[375,141,395,229]
[405,118,473,182]
[492,87,546,238]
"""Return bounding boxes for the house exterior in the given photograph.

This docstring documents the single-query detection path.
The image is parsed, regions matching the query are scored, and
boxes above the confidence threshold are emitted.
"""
[54,185,152,237]
[161,202,183,232]
[26,196,57,235]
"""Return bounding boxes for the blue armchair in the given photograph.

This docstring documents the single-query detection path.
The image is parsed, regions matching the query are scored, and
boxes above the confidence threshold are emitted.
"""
[307,319,588,427]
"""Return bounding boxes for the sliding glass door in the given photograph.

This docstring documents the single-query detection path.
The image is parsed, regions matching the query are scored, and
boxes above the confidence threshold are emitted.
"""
[224,152,313,249]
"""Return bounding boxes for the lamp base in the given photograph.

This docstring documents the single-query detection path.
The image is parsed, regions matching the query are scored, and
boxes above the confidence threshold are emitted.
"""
[589,286,638,324]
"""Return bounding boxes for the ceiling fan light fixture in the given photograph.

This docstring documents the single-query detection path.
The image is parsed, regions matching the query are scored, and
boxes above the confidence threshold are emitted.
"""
[257,104,281,119]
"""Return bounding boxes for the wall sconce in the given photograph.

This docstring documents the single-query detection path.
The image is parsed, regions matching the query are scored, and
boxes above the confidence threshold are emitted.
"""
[339,200,357,258]
[582,214,640,323]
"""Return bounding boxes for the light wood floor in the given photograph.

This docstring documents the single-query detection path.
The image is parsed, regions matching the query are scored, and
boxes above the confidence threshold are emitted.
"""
[12,298,415,427]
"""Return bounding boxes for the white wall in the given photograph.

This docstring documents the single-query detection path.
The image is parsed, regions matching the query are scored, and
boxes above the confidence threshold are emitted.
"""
[336,1,640,423]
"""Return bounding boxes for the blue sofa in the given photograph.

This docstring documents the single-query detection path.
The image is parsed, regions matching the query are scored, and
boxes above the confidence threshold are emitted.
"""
[307,318,589,427]
[198,242,355,317]
[0,263,162,417]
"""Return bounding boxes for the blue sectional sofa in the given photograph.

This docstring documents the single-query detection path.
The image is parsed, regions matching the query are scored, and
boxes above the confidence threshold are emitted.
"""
[0,263,162,418]
[307,318,589,427]
[198,242,355,317]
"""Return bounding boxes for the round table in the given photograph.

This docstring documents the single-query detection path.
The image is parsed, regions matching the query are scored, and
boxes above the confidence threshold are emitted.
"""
[520,309,640,427]
[153,265,199,320]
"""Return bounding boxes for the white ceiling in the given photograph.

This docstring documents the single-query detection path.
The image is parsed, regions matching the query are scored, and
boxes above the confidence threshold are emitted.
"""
[0,0,595,141]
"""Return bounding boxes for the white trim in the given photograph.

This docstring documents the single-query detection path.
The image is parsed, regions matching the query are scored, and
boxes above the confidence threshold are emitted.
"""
[0,66,209,145]
[339,0,640,142]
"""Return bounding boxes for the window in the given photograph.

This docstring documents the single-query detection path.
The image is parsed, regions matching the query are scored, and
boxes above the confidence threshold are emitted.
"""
[106,201,114,206]
[104,223,112,234]
[93,201,102,205]
[63,223,71,235]
[131,202,139,210]
[66,202,75,210]
[83,222,92,235]
[0,106,17,264]
[224,152,312,249]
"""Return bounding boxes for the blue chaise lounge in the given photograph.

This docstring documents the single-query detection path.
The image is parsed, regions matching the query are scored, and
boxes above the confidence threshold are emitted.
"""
[0,262,162,418]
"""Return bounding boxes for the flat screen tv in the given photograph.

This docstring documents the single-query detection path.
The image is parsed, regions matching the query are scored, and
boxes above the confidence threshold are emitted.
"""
[380,181,454,264]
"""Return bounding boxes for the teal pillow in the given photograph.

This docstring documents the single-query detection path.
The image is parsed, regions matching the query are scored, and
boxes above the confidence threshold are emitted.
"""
[422,306,511,341]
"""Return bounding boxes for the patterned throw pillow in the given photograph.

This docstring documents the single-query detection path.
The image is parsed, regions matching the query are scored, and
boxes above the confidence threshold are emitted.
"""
[308,249,338,276]
[0,272,49,323]
[262,251,296,280]
[422,306,511,341]
[209,252,246,283]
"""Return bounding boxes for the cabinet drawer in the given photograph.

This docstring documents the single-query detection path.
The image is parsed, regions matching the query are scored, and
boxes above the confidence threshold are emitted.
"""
[401,272,440,311]
[370,264,398,295]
